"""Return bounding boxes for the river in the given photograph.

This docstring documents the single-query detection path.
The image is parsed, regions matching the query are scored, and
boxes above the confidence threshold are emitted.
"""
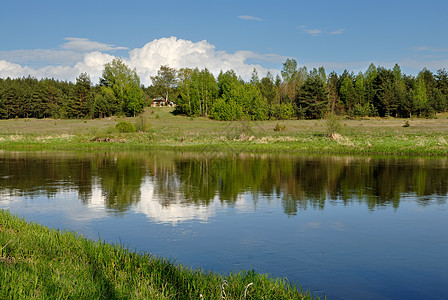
[0,151,447,299]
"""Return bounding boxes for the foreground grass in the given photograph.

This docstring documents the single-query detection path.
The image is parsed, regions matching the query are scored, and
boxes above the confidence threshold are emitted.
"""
[1,107,448,156]
[0,210,315,299]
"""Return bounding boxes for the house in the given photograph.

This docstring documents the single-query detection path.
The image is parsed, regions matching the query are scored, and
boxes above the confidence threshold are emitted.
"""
[151,97,166,107]
[151,97,176,107]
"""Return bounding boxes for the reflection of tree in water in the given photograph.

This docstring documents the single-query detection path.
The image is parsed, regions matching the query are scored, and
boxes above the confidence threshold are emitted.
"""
[0,152,447,215]
[0,152,93,200]
[95,153,145,213]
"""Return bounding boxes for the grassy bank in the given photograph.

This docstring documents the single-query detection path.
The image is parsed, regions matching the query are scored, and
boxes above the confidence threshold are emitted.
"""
[1,107,448,156]
[0,210,315,299]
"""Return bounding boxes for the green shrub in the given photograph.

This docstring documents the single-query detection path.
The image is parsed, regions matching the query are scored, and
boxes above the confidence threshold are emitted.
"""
[116,120,136,133]
[134,115,151,132]
[274,123,286,132]
[325,112,342,136]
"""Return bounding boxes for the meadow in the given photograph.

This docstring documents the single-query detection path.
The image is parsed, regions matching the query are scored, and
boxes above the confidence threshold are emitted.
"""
[0,107,447,156]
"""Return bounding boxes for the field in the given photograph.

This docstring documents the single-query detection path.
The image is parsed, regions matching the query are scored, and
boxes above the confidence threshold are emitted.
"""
[0,107,448,156]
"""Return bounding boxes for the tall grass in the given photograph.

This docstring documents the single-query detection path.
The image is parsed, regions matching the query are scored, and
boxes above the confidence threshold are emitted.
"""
[0,210,316,299]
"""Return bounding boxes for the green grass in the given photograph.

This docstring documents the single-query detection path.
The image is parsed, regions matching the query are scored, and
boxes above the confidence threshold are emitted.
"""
[1,107,448,156]
[0,210,316,299]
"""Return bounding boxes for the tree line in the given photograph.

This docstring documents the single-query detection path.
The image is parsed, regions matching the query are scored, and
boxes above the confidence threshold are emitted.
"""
[0,59,145,119]
[1,58,448,120]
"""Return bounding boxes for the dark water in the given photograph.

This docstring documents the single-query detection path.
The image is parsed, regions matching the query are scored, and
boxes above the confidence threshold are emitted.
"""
[0,151,447,299]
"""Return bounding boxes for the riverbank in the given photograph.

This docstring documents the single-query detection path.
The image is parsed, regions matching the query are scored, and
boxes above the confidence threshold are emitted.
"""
[0,210,315,299]
[1,107,448,156]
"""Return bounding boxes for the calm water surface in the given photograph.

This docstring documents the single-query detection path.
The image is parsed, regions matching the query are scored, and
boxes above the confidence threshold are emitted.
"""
[0,151,447,300]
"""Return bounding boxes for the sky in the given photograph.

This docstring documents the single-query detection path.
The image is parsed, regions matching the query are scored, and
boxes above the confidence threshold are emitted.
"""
[0,0,447,86]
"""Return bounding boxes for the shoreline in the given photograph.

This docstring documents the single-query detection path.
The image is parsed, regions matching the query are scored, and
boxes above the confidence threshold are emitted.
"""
[0,210,316,299]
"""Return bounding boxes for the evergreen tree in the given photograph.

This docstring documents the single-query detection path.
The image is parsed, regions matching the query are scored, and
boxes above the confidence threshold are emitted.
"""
[296,72,329,119]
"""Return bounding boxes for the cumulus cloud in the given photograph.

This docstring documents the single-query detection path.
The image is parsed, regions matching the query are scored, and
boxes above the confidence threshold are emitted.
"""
[0,52,116,83]
[238,15,263,21]
[128,37,281,85]
[0,37,281,85]
[74,51,116,81]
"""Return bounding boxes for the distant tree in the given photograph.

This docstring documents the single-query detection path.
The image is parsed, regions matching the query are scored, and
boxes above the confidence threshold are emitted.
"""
[340,75,356,113]
[281,58,298,82]
[100,58,144,116]
[250,68,260,86]
[364,63,377,107]
[418,68,436,100]
[327,72,341,114]
[68,73,93,118]
[428,88,446,114]
[414,76,427,116]
[176,68,194,116]
[435,69,448,111]
[151,65,178,102]
[279,58,305,104]
[296,71,328,119]
[259,72,278,106]
[217,70,240,98]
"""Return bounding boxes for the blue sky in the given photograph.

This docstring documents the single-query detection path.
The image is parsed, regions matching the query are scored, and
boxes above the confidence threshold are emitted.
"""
[1,0,447,85]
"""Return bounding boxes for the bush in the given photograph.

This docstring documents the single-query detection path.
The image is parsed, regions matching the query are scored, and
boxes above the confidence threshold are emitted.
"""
[325,112,342,136]
[134,115,151,132]
[116,120,136,133]
[274,123,286,132]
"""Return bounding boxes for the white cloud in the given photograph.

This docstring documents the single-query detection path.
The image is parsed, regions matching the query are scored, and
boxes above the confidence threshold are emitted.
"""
[412,46,448,53]
[0,37,281,85]
[238,15,263,21]
[62,37,128,52]
[303,29,323,36]
[127,37,281,85]
[0,49,83,65]
[301,27,345,36]
[74,51,116,82]
[329,29,345,35]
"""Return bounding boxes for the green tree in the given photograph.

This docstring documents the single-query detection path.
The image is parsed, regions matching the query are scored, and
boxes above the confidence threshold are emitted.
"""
[339,73,357,114]
[250,68,260,86]
[418,68,436,100]
[435,69,448,112]
[259,72,278,106]
[428,88,445,114]
[281,58,298,82]
[414,76,427,116]
[100,58,144,117]
[151,65,178,102]
[296,71,328,119]
[67,73,93,118]
[176,68,194,116]
[279,58,307,105]
[364,63,377,108]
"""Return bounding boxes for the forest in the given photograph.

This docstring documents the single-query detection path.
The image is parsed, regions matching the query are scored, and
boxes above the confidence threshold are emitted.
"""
[0,58,447,120]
